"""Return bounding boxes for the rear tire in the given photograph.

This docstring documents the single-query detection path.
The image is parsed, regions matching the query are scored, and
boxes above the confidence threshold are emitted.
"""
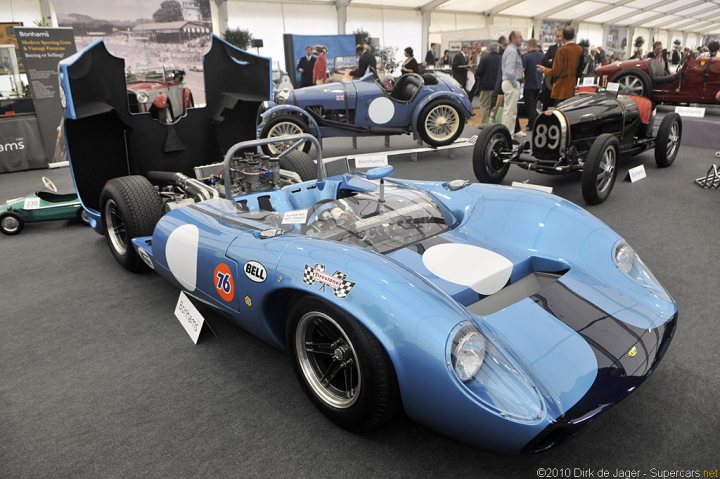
[100,176,163,272]
[473,123,512,184]
[582,134,620,205]
[654,113,681,167]
[280,150,317,181]
[613,70,652,97]
[260,114,313,156]
[417,100,464,147]
[287,297,401,432]
[0,213,24,235]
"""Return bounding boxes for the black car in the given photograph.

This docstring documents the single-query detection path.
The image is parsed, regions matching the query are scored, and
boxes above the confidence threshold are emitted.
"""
[473,91,682,204]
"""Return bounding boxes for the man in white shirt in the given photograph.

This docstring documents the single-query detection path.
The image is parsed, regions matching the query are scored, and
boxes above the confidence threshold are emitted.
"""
[501,31,524,136]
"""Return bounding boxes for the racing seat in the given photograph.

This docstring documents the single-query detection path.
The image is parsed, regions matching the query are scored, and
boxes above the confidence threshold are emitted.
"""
[625,95,653,125]
[390,73,424,102]
[421,73,438,86]
[648,58,676,85]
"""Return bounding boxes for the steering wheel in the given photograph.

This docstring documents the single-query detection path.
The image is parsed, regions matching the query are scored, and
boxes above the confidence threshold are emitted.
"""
[42,176,58,193]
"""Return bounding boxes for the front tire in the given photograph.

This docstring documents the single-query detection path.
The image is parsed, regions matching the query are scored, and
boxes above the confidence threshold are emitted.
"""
[287,297,401,432]
[417,100,464,147]
[100,176,163,272]
[582,134,620,205]
[654,113,681,167]
[0,213,24,235]
[260,114,313,156]
[473,123,512,184]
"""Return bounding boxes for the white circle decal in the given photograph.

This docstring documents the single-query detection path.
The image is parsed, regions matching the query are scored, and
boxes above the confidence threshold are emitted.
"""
[422,243,513,296]
[166,224,199,292]
[368,97,395,124]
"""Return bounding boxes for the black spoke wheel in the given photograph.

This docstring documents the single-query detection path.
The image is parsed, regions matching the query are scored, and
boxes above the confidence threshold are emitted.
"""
[100,176,163,272]
[582,134,620,205]
[654,113,682,167]
[296,311,361,408]
[288,297,400,432]
[473,123,511,184]
[0,213,24,235]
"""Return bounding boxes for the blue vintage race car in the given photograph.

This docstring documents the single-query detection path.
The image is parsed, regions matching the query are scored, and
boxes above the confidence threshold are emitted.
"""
[258,71,474,155]
[60,36,677,454]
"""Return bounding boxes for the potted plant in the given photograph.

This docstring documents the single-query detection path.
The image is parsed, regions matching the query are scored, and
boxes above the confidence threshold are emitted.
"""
[224,28,252,50]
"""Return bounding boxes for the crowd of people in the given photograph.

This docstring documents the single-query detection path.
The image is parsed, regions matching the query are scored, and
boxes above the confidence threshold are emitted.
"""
[448,25,589,136]
[630,41,719,62]
[295,33,720,106]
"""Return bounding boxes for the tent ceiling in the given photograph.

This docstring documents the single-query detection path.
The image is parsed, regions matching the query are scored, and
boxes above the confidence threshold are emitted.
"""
[346,0,720,33]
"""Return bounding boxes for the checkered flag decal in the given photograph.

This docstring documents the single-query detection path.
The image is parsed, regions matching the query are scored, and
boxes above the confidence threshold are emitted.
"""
[302,263,320,286]
[303,264,356,299]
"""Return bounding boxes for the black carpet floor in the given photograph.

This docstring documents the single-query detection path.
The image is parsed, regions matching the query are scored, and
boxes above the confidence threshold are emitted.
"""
[1,129,718,478]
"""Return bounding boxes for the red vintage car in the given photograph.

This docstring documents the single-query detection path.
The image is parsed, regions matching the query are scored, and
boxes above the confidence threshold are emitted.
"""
[126,67,194,123]
[595,53,720,105]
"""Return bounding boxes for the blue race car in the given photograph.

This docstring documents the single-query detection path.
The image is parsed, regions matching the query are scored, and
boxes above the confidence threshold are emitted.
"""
[258,71,473,155]
[60,37,677,454]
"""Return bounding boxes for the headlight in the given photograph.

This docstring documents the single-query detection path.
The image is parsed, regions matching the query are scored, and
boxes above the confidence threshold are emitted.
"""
[447,322,545,422]
[451,328,486,381]
[614,242,635,273]
[136,91,150,103]
[613,241,672,301]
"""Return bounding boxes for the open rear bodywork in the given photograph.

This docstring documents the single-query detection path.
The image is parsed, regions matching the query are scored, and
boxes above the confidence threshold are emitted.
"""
[59,35,272,224]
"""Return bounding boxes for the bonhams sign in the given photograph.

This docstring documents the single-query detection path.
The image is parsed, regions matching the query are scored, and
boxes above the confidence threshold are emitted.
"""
[15,27,77,163]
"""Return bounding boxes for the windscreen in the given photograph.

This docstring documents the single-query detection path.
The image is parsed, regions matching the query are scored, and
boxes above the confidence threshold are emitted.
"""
[236,184,450,254]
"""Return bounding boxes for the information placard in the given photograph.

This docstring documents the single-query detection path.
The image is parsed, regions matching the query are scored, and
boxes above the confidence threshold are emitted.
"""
[174,292,205,344]
[674,106,705,118]
[354,155,389,169]
[627,165,647,183]
[15,27,77,163]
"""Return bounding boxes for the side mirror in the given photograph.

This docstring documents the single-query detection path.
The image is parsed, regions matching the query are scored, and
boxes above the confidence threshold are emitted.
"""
[366,165,394,180]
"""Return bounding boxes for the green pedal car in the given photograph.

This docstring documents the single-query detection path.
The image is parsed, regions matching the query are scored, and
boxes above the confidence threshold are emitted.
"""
[0,177,88,235]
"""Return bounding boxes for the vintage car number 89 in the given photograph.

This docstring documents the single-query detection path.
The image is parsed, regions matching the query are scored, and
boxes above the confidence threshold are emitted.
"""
[534,124,560,149]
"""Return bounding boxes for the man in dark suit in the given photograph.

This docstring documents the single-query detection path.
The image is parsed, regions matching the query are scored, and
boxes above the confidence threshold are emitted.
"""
[355,45,376,77]
[646,41,670,75]
[452,46,471,95]
[296,46,316,88]
[540,27,564,110]
[475,42,502,127]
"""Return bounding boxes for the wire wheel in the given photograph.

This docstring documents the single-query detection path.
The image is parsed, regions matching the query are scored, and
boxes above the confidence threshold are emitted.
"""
[423,104,460,143]
[0,215,21,234]
[596,147,616,194]
[667,122,680,158]
[295,311,361,409]
[266,121,305,155]
[105,199,127,256]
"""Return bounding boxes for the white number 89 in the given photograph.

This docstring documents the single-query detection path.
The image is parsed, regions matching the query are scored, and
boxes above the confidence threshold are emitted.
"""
[533,124,561,150]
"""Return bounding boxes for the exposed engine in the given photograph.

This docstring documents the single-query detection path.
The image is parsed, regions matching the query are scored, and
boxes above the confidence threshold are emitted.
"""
[148,152,303,212]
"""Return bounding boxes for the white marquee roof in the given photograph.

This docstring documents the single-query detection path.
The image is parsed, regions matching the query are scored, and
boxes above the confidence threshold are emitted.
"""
[344,0,720,34]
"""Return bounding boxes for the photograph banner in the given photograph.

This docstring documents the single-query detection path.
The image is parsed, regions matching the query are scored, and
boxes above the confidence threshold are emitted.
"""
[607,26,629,60]
[54,0,212,105]
[284,34,357,87]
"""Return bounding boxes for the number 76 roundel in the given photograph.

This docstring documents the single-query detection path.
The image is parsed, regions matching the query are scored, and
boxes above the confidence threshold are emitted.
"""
[214,263,235,302]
